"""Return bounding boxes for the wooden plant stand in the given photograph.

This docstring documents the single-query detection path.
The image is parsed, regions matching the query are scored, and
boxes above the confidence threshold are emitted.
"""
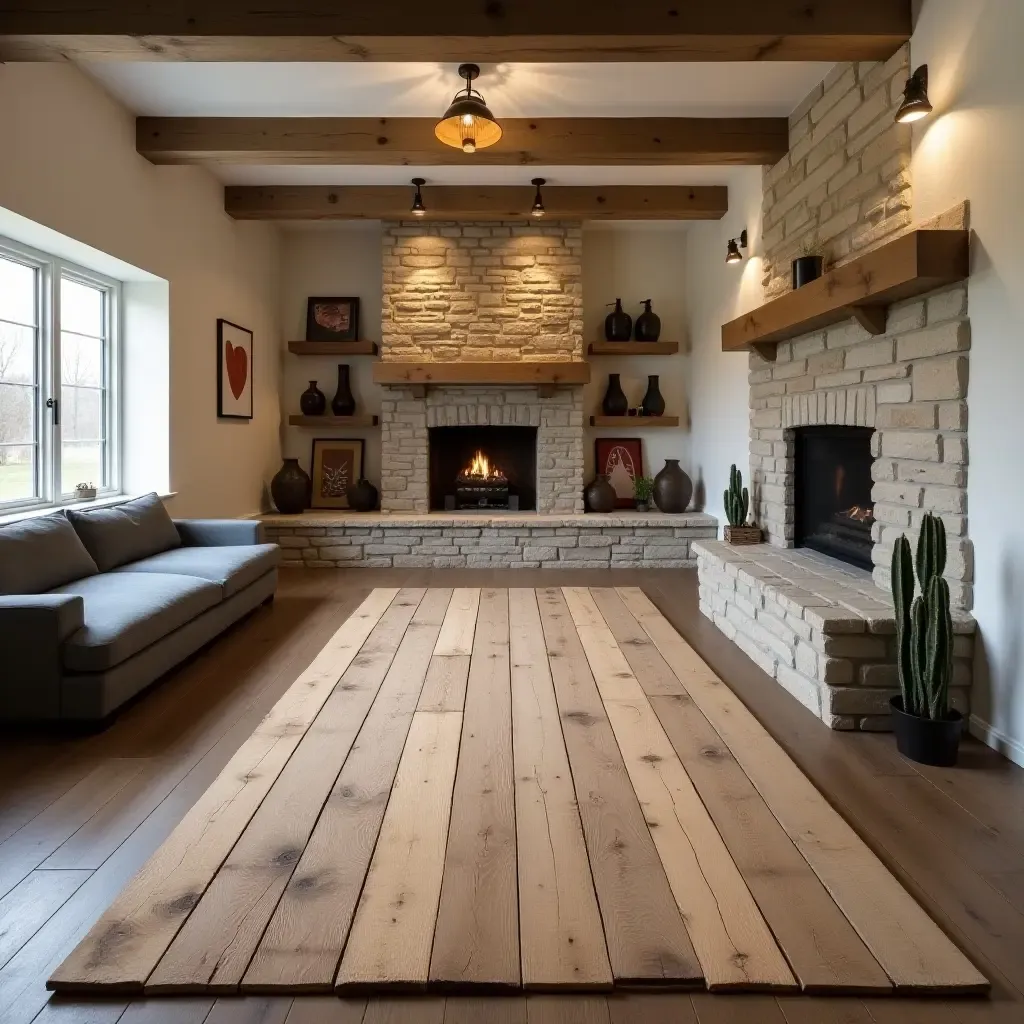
[724,525,762,545]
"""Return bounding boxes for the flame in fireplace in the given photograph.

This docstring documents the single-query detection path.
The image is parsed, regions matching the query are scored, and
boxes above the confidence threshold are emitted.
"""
[841,505,875,523]
[460,450,506,482]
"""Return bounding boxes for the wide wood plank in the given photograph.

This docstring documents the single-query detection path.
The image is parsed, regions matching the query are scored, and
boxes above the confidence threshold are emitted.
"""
[417,656,470,712]
[432,589,479,657]
[243,590,453,992]
[617,587,989,994]
[373,362,590,388]
[283,996,366,1023]
[536,587,701,986]
[0,870,89,971]
[48,588,401,994]
[527,995,611,1024]
[335,710,463,990]
[509,589,613,990]
[430,589,519,987]
[361,997,445,1024]
[146,589,430,993]
[443,996,528,1024]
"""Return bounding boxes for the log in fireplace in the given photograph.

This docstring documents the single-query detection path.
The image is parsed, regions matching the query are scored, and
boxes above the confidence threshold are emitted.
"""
[428,426,538,512]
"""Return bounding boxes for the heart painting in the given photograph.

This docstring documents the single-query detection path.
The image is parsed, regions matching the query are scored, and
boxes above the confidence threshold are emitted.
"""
[224,341,248,400]
[217,319,253,419]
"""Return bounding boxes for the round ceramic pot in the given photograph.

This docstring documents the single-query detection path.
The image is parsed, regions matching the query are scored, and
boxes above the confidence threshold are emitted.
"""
[889,697,963,767]
[653,459,693,514]
[299,381,326,416]
[271,458,311,514]
[585,474,617,513]
[347,478,378,512]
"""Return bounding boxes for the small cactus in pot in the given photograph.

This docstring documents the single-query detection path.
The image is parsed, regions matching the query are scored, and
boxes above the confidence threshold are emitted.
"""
[723,464,760,545]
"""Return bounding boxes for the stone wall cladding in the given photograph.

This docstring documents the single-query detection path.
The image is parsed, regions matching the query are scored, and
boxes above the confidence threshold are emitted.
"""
[762,46,912,299]
[695,541,974,731]
[264,513,718,570]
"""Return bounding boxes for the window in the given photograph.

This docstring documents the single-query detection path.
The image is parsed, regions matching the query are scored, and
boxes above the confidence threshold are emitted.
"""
[0,238,120,513]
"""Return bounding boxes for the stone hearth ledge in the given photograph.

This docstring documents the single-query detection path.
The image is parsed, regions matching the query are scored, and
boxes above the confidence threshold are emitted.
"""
[260,511,717,570]
[694,541,975,731]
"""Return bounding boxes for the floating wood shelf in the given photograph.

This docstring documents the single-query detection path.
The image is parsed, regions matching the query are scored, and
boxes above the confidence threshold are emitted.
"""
[588,341,680,356]
[288,341,378,355]
[373,362,590,394]
[590,415,680,428]
[288,415,379,427]
[721,229,970,360]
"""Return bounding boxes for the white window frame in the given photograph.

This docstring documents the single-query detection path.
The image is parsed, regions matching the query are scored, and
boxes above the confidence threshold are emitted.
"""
[0,235,122,515]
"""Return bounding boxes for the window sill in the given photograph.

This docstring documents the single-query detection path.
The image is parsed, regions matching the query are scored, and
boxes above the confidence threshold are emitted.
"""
[0,492,178,527]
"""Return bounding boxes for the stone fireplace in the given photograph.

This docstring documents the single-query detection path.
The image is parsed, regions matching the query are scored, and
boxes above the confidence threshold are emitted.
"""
[428,425,538,512]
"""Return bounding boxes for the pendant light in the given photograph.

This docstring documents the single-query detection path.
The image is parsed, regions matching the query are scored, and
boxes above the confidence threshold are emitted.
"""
[726,229,748,264]
[531,178,546,218]
[410,177,426,217]
[435,63,503,154]
[895,65,933,124]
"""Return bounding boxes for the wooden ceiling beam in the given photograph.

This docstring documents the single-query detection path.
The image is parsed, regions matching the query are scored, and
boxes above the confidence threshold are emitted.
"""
[0,0,911,62]
[223,185,729,221]
[139,117,788,167]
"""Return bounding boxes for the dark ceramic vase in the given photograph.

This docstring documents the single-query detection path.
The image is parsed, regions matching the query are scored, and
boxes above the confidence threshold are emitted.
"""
[602,373,629,416]
[635,299,662,342]
[299,380,326,416]
[271,458,311,514]
[331,364,356,416]
[604,298,633,342]
[653,459,692,514]
[585,474,617,513]
[792,255,824,289]
[347,478,378,513]
[641,375,665,417]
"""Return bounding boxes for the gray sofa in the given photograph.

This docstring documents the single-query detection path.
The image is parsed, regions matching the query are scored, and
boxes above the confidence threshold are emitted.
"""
[0,493,279,722]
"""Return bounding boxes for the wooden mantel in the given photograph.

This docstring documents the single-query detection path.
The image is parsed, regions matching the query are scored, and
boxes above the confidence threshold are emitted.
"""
[372,361,590,397]
[722,230,970,359]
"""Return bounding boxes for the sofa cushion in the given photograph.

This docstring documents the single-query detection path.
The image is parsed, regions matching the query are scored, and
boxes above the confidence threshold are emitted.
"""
[0,514,98,596]
[66,492,181,572]
[114,544,280,599]
[53,572,221,673]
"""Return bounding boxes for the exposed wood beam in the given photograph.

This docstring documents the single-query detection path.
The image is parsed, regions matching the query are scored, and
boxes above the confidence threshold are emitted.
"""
[224,185,728,222]
[0,1,911,62]
[138,117,789,168]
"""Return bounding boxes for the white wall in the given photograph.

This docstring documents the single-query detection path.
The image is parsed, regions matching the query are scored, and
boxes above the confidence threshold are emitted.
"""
[0,63,281,518]
[279,225,384,485]
[911,0,1024,764]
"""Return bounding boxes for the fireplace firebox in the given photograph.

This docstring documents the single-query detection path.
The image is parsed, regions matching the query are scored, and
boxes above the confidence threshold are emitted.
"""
[794,425,874,570]
[428,426,537,512]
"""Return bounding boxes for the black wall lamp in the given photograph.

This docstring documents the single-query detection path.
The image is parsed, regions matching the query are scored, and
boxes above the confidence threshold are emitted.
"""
[410,177,426,217]
[896,65,933,124]
[531,178,546,218]
[726,229,748,264]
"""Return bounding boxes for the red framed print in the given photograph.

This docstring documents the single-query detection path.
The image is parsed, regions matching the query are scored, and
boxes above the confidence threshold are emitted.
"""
[594,438,644,508]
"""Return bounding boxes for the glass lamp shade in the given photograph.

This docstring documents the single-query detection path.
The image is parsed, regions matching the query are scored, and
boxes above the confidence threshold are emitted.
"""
[435,95,502,153]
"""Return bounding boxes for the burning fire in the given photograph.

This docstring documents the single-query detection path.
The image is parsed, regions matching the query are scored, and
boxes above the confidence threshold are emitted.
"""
[460,450,506,482]
[842,505,875,523]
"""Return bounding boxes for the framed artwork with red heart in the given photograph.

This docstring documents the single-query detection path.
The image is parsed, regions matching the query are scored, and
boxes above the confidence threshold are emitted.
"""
[217,319,253,420]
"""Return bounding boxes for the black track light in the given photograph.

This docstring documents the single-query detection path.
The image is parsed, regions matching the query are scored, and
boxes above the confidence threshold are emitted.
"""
[896,65,933,124]
[726,229,748,264]
[531,178,546,218]
[410,177,426,217]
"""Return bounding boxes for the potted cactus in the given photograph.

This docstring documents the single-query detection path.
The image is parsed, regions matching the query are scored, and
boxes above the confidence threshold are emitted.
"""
[633,475,654,513]
[723,464,761,545]
[889,512,962,766]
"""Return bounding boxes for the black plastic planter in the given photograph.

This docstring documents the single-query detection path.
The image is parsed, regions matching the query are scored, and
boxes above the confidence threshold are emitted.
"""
[889,697,963,767]
[792,254,824,289]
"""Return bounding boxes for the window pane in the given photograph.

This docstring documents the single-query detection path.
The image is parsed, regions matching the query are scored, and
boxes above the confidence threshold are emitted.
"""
[0,257,37,327]
[0,322,36,384]
[0,382,35,445]
[61,385,103,443]
[0,444,36,503]
[60,278,105,337]
[61,332,103,387]
[62,441,103,493]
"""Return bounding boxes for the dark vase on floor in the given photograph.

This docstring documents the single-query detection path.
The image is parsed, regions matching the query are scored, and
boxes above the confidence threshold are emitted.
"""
[347,478,378,513]
[299,380,326,416]
[271,458,311,514]
[585,474,617,513]
[602,373,629,416]
[331,363,356,416]
[889,697,963,767]
[641,375,665,417]
[635,299,662,342]
[792,255,824,289]
[653,459,693,513]
[604,298,633,342]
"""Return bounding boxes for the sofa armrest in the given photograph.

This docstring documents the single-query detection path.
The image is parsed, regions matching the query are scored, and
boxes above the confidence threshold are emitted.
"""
[0,594,84,721]
[173,519,265,547]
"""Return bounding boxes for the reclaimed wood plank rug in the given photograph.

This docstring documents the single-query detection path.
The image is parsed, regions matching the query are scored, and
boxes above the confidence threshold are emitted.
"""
[48,588,988,998]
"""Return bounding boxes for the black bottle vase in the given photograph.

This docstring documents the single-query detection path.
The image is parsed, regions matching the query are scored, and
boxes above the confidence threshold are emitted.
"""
[271,458,311,514]
[331,363,356,416]
[792,255,824,289]
[604,298,632,342]
[641,375,665,417]
[602,373,629,416]
[299,380,326,416]
[635,299,662,342]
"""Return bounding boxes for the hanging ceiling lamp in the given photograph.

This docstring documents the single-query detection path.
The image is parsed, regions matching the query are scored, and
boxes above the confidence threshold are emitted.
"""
[531,178,546,218]
[435,63,503,154]
[895,65,933,124]
[410,177,426,217]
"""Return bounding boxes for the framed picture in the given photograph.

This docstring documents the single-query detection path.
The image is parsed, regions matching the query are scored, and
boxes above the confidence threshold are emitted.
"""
[216,319,253,420]
[306,297,360,342]
[310,438,365,509]
[594,438,644,508]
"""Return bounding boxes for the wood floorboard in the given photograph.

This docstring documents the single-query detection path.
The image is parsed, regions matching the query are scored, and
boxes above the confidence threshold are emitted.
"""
[606,992,698,1024]
[361,996,446,1024]
[30,998,126,1023]
[203,996,294,1024]
[282,996,367,1023]
[442,995,528,1023]
[0,870,90,971]
[527,994,611,1024]
[690,992,787,1024]
[117,997,216,1023]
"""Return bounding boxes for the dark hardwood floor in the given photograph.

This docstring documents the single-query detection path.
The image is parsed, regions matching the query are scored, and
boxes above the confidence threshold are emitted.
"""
[1,568,1022,1024]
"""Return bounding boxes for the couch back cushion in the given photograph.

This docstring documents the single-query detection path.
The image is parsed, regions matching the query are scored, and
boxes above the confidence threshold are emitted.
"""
[66,492,181,572]
[0,513,99,595]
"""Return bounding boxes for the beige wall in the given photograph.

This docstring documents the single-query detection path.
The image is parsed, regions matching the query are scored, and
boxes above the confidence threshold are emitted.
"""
[0,63,282,519]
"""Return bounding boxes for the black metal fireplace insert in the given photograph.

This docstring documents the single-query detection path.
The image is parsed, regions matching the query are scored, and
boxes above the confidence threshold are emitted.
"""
[428,426,538,512]
[794,425,874,570]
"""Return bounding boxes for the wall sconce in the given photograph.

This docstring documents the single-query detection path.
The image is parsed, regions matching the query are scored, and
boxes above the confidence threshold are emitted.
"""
[895,65,933,124]
[531,178,546,218]
[410,177,426,217]
[726,229,748,264]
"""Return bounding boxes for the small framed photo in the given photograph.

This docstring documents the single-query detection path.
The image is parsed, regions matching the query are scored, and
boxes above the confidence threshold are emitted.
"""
[216,318,253,420]
[306,296,360,342]
[594,438,644,508]
[310,438,365,509]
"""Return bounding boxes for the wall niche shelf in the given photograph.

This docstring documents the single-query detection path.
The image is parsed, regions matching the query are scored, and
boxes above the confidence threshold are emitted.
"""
[721,229,969,360]
[588,341,680,356]
[288,341,379,355]
[589,415,680,428]
[288,415,379,427]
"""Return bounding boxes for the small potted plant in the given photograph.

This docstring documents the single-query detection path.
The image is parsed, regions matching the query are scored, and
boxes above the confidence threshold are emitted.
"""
[890,513,962,766]
[792,238,827,289]
[633,476,654,512]
[723,464,761,544]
